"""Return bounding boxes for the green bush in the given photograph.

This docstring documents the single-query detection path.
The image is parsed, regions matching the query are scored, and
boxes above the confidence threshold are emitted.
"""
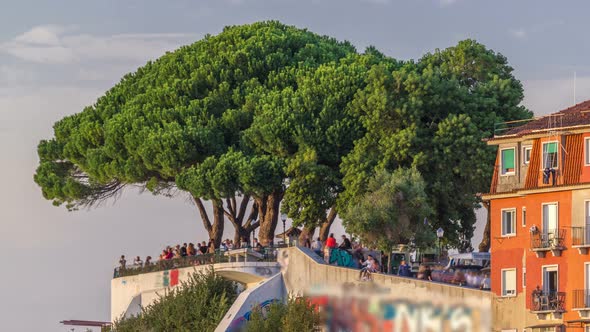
[113,267,238,332]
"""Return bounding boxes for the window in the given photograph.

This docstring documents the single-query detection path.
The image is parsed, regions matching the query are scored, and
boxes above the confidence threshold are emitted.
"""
[501,148,516,175]
[502,268,517,296]
[586,138,590,166]
[542,142,558,169]
[502,209,516,236]
[522,207,526,227]
[523,146,532,165]
[542,203,558,234]
[542,265,558,295]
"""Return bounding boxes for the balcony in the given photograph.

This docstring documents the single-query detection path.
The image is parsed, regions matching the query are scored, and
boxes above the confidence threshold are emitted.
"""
[572,227,590,254]
[531,290,566,319]
[530,228,566,258]
[572,289,590,318]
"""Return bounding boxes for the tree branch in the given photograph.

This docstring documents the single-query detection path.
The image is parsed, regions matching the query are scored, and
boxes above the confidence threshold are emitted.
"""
[194,197,212,233]
[237,194,250,223]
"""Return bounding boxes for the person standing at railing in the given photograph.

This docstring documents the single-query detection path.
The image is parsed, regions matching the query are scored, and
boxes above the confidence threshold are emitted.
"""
[144,256,152,266]
[253,238,263,252]
[187,243,196,256]
[119,255,126,270]
[165,248,174,260]
[199,241,208,255]
[181,243,188,257]
[133,256,143,268]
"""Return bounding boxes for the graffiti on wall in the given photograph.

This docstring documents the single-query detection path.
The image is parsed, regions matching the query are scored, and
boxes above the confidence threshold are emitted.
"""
[156,269,180,288]
[328,248,356,268]
[226,299,280,331]
[306,284,489,332]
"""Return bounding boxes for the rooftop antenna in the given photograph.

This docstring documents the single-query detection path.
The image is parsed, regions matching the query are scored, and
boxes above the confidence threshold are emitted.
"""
[574,71,577,105]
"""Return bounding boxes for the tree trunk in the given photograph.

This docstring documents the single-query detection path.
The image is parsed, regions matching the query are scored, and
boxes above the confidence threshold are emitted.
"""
[256,191,283,246]
[299,225,316,245]
[194,197,224,248]
[478,201,491,252]
[318,208,338,241]
[224,196,259,247]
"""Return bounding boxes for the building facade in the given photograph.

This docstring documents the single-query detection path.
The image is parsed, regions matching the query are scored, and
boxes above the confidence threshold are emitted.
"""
[484,101,590,331]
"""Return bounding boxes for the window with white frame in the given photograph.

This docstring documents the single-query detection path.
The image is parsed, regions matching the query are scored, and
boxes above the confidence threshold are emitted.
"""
[522,207,526,227]
[523,146,532,165]
[542,142,558,169]
[502,209,516,236]
[586,137,590,166]
[502,268,517,296]
[501,148,516,175]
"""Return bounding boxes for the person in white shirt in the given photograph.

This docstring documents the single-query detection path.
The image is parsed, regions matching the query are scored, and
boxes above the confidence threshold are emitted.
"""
[133,256,143,267]
[311,237,323,257]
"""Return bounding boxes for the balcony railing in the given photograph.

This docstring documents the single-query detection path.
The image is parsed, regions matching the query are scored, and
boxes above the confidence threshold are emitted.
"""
[572,289,590,309]
[530,228,566,250]
[531,290,566,312]
[572,227,590,246]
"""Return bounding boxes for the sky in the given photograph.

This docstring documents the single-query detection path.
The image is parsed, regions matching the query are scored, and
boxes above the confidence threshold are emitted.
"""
[2,0,590,331]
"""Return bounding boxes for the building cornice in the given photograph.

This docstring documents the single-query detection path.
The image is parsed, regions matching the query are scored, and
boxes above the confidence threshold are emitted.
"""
[481,182,590,200]
[486,125,590,146]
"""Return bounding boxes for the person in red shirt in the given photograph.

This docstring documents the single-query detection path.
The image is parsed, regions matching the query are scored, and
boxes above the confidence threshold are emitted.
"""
[325,233,336,248]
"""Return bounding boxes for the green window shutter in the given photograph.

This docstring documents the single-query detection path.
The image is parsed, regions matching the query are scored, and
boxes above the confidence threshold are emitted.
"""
[502,149,515,170]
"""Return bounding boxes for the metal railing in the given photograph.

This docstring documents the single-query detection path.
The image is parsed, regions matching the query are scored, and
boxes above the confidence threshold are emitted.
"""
[572,227,590,246]
[531,290,566,312]
[572,289,590,309]
[530,228,566,250]
[113,247,283,278]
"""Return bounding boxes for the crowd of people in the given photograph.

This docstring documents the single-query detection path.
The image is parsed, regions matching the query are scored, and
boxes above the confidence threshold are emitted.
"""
[117,237,272,271]
[116,232,490,289]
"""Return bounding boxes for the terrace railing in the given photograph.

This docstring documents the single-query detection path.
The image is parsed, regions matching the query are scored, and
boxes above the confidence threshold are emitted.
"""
[113,247,282,278]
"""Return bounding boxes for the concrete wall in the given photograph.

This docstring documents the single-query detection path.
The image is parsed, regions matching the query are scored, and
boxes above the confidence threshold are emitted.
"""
[280,247,492,331]
[111,261,280,321]
[215,273,286,332]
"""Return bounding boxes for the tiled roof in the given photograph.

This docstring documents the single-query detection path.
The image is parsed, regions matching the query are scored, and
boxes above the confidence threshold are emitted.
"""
[503,99,590,136]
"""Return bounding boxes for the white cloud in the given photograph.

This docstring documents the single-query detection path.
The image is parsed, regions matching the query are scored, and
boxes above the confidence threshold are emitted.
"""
[361,0,390,4]
[510,28,527,39]
[439,0,459,7]
[0,25,197,64]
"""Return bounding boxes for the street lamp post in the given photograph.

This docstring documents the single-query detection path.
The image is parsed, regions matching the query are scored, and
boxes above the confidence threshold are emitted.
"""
[281,213,287,246]
[436,227,444,262]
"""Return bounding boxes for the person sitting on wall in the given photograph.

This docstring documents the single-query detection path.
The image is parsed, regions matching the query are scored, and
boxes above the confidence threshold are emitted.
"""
[339,235,352,250]
[480,273,491,291]
[397,260,412,277]
[311,237,323,257]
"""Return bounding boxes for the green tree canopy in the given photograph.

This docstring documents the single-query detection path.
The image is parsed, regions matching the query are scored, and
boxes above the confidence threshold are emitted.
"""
[34,21,358,245]
[342,168,433,257]
[339,40,532,248]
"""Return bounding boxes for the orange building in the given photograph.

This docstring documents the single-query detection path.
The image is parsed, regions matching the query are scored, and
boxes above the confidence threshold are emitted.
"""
[483,101,590,331]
